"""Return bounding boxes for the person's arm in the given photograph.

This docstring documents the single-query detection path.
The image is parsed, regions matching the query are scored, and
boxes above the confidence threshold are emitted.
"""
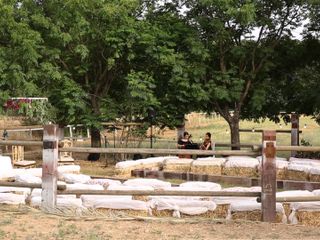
[205,142,211,150]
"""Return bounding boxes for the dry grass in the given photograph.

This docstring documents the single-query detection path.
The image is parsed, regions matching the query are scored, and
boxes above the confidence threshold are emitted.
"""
[296,211,320,226]
[309,174,320,182]
[223,167,258,178]
[287,170,309,181]
[231,211,284,223]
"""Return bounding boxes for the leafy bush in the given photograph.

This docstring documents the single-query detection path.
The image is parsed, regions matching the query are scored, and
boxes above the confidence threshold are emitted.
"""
[296,139,320,159]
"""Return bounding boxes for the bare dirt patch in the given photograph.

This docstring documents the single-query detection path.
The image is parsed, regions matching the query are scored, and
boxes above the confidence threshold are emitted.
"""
[0,205,319,240]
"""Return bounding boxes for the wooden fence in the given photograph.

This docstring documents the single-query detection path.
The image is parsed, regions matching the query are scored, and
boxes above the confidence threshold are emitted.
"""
[1,125,320,223]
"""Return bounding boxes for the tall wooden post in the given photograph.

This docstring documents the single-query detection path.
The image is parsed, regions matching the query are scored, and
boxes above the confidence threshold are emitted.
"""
[41,125,59,211]
[291,113,299,157]
[261,130,277,222]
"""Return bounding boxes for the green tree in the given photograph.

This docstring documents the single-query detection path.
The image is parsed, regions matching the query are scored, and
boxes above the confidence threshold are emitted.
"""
[181,0,308,148]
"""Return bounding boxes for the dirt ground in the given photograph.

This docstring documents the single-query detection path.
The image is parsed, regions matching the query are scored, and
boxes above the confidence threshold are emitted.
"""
[0,205,319,240]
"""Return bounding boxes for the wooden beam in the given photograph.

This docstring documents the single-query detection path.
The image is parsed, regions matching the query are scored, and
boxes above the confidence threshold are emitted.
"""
[276,195,320,202]
[57,189,260,197]
[291,113,299,157]
[277,146,320,152]
[261,130,277,223]
[41,125,59,211]
[282,180,320,191]
[0,140,42,146]
[60,147,259,156]
[239,129,302,134]
[0,181,66,190]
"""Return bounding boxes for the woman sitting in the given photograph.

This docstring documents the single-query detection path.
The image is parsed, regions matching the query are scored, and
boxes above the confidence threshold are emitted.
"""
[200,132,212,150]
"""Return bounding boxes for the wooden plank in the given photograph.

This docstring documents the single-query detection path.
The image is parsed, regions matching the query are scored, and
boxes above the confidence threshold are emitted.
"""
[291,113,299,157]
[0,140,42,146]
[60,147,258,156]
[0,181,66,190]
[261,131,277,223]
[277,146,320,152]
[41,125,59,210]
[282,180,320,191]
[58,189,261,197]
[239,129,302,134]
[0,125,43,130]
[276,195,320,202]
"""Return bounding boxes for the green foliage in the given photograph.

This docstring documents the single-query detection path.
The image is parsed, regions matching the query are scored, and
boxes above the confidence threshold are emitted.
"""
[296,139,320,159]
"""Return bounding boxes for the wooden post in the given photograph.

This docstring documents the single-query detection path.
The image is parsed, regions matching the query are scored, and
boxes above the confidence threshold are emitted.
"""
[41,125,59,211]
[261,130,277,222]
[291,113,299,157]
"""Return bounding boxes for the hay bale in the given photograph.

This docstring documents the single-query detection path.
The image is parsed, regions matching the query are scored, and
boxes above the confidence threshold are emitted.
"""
[115,160,142,177]
[287,164,311,181]
[223,157,259,178]
[289,202,320,226]
[276,169,288,180]
[309,167,320,182]
[163,158,193,173]
[96,208,150,217]
[231,210,284,223]
[123,178,171,190]
[191,160,224,175]
[228,202,286,223]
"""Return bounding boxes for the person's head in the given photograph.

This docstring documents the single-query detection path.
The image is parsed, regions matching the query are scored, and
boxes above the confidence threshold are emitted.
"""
[205,132,211,140]
[183,131,190,139]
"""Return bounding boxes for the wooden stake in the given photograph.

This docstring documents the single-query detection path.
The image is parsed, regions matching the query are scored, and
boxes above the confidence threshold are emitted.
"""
[41,125,59,211]
[291,113,299,157]
[261,130,277,222]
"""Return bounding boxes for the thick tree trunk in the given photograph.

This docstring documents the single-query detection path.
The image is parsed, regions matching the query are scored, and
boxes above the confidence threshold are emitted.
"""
[88,127,101,161]
[228,118,240,150]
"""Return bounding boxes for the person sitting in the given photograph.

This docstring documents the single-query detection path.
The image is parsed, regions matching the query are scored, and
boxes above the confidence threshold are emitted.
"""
[177,131,193,158]
[200,132,212,150]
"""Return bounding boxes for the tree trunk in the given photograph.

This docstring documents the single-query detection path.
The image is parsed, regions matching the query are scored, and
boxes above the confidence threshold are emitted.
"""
[228,118,240,150]
[88,127,101,161]
[176,115,185,141]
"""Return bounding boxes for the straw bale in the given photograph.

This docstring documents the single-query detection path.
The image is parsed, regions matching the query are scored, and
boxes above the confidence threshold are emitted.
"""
[231,210,284,223]
[96,208,149,217]
[287,170,309,181]
[163,164,191,173]
[132,195,149,202]
[191,165,222,175]
[223,167,258,178]
[295,211,320,226]
[283,203,291,218]
[310,174,320,182]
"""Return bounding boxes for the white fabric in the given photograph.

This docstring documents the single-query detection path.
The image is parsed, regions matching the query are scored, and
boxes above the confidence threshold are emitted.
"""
[24,168,42,177]
[115,160,141,169]
[179,181,221,191]
[57,165,81,178]
[62,173,91,184]
[257,156,287,163]
[81,195,133,207]
[123,178,171,190]
[0,187,31,196]
[164,158,193,165]
[310,167,320,175]
[147,187,212,201]
[312,189,320,196]
[66,183,104,191]
[0,193,25,205]
[192,159,225,167]
[196,157,226,164]
[107,184,154,191]
[86,179,121,188]
[225,157,259,168]
[15,173,42,184]
[276,190,313,198]
[289,157,320,167]
[149,199,217,217]
[84,198,149,211]
[30,196,83,209]
[287,163,312,172]
[0,156,14,179]
[30,189,76,199]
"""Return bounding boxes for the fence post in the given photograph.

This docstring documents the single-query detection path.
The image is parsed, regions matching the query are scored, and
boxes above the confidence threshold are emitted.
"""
[41,124,59,211]
[261,130,277,222]
[291,113,299,157]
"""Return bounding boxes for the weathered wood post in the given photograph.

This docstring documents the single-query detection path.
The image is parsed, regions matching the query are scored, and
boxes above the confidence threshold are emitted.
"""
[291,113,299,157]
[261,130,277,222]
[41,124,59,211]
